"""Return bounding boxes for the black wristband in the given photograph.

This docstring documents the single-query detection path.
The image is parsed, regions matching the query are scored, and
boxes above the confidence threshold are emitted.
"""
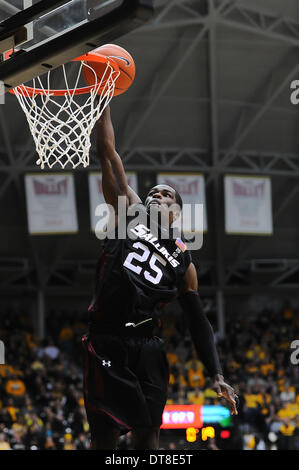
[178,291,223,377]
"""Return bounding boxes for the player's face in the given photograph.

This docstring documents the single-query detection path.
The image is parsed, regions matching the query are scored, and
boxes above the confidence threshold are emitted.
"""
[145,185,180,225]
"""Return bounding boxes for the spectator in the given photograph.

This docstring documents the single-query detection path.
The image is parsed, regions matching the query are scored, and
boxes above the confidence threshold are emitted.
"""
[187,358,205,389]
[0,304,297,450]
[59,323,74,354]
[176,386,187,405]
[0,408,13,429]
[255,435,266,450]
[203,381,218,404]
[5,398,19,422]
[0,432,11,450]
[166,343,179,366]
[43,338,60,361]
[292,415,299,451]
[5,374,26,404]
[278,418,295,450]
[63,432,76,450]
[187,387,204,405]
[10,429,26,450]
[75,433,89,450]
[279,379,296,404]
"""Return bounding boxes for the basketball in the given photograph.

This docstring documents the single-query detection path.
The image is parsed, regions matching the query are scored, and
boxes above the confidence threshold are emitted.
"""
[83,44,135,96]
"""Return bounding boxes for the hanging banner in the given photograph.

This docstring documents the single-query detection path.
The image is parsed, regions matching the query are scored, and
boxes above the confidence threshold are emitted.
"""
[88,172,138,232]
[224,175,273,235]
[25,173,78,235]
[156,173,207,234]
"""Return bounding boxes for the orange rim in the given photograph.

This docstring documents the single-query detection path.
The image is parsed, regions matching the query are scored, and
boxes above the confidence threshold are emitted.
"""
[9,53,119,96]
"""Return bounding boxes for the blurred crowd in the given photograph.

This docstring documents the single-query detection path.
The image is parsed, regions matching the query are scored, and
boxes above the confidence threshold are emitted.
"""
[0,311,88,450]
[0,302,298,450]
[163,303,299,450]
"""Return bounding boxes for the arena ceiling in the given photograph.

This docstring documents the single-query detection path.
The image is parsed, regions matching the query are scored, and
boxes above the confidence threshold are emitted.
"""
[0,0,298,300]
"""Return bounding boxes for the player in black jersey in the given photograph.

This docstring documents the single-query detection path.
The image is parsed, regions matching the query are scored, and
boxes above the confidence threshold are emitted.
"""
[82,105,238,450]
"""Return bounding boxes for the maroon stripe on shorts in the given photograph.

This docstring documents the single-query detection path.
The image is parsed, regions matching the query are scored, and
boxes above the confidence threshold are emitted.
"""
[82,336,130,429]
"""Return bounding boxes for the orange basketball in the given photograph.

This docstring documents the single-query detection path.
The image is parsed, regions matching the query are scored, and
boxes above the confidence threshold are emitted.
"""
[83,44,135,96]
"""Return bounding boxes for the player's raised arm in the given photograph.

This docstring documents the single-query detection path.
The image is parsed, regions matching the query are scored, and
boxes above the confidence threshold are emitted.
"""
[95,105,141,211]
[178,263,238,415]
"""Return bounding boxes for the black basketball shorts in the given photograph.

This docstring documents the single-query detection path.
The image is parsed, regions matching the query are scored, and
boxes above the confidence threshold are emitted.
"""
[81,332,169,435]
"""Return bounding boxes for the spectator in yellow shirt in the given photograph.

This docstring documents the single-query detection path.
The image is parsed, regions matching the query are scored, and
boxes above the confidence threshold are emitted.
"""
[185,350,204,372]
[279,337,290,351]
[25,332,38,349]
[168,367,176,387]
[59,324,74,341]
[245,347,255,361]
[187,387,204,405]
[203,378,218,402]
[167,363,187,391]
[5,375,26,400]
[244,385,261,409]
[59,323,74,353]
[255,386,271,407]
[260,362,275,377]
[279,418,295,450]
[5,398,19,422]
[187,359,205,388]
[246,361,260,375]
[64,433,76,450]
[278,399,299,420]
[0,364,14,378]
[166,344,179,366]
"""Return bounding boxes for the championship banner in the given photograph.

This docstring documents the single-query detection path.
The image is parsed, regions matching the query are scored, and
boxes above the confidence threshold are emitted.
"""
[156,173,207,233]
[24,173,78,235]
[224,175,273,235]
[88,172,138,232]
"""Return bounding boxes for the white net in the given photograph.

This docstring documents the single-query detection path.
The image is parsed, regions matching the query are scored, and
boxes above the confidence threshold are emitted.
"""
[13,60,120,169]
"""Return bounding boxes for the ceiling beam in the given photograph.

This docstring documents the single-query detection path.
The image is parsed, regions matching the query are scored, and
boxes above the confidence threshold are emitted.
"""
[0,148,298,177]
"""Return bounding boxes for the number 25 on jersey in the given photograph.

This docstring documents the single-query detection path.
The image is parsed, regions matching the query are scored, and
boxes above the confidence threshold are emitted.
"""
[123,242,166,285]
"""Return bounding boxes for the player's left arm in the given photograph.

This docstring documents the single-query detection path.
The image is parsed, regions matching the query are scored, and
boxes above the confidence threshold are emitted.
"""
[178,262,238,415]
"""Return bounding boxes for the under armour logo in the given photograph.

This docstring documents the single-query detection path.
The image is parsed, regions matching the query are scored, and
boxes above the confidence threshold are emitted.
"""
[102,360,111,367]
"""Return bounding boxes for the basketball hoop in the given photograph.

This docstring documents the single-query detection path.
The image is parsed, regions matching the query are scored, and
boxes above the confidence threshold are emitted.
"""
[10,53,120,169]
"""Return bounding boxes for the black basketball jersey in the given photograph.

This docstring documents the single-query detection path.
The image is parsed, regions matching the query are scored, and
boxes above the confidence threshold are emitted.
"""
[88,203,192,333]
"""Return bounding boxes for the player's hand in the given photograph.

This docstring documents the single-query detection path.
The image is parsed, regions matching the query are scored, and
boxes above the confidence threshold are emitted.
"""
[212,374,238,415]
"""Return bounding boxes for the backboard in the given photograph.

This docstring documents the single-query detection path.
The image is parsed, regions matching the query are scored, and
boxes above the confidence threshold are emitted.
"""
[0,1,33,53]
[0,0,155,93]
